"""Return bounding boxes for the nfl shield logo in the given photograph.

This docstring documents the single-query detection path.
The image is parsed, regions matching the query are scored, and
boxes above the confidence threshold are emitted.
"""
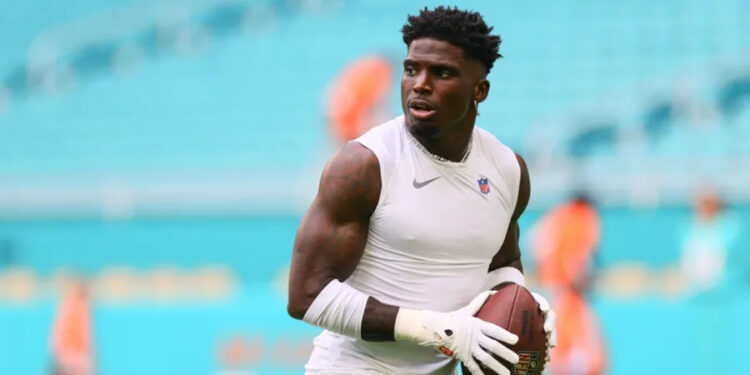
[478,177,490,194]
[513,351,540,375]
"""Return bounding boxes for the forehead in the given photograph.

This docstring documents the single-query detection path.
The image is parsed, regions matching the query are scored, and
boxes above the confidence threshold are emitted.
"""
[405,38,467,66]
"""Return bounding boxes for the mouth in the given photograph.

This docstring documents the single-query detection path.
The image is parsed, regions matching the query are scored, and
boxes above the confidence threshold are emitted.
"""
[408,99,437,120]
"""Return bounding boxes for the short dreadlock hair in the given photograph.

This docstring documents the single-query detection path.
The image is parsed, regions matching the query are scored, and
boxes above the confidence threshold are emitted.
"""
[401,6,502,74]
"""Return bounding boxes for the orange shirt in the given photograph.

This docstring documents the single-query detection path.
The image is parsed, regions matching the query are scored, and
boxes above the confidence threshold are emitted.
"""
[534,201,601,288]
[328,56,392,141]
[51,287,94,375]
[550,290,607,375]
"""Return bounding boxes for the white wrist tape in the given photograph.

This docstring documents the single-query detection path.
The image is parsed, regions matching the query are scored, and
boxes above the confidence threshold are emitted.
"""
[483,266,526,291]
[302,279,369,339]
[393,308,427,343]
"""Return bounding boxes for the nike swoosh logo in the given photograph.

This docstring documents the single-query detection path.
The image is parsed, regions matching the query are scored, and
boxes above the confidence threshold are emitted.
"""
[412,176,441,189]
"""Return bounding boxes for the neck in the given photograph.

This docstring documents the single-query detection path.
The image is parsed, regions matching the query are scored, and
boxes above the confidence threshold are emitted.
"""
[409,114,476,162]
[414,130,473,162]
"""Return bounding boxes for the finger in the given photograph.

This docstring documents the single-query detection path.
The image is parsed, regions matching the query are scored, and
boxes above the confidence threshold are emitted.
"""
[543,309,556,333]
[544,310,557,333]
[465,290,496,315]
[531,292,550,313]
[463,357,485,375]
[549,326,558,348]
[480,321,518,345]
[543,309,557,347]
[473,348,510,375]
[478,335,519,364]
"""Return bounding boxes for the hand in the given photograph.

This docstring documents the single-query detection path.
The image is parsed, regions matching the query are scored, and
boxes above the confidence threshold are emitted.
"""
[394,291,519,375]
[531,292,557,368]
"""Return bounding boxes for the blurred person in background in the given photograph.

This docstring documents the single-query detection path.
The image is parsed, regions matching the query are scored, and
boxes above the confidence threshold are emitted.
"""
[288,7,556,375]
[529,194,607,375]
[327,55,394,143]
[531,194,601,291]
[679,189,743,295]
[50,278,95,375]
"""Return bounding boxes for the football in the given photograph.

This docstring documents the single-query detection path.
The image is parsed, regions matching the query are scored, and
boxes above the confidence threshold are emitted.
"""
[461,283,547,375]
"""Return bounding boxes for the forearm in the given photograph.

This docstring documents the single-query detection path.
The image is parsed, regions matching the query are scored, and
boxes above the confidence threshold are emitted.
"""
[360,260,527,341]
[294,278,400,342]
[296,261,525,343]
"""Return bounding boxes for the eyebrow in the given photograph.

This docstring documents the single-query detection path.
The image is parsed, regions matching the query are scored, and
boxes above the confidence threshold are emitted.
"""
[403,59,460,71]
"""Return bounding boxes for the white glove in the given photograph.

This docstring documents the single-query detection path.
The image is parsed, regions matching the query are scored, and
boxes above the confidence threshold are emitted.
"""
[531,292,557,368]
[394,291,520,375]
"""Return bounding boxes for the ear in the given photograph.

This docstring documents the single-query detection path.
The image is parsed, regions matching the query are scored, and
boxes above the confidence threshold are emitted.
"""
[474,79,490,103]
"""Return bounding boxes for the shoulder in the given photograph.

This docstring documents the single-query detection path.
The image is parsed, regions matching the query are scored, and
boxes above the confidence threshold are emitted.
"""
[355,116,404,158]
[317,141,381,221]
[474,126,522,186]
[474,127,530,218]
[362,115,404,136]
[474,126,516,162]
[354,116,404,190]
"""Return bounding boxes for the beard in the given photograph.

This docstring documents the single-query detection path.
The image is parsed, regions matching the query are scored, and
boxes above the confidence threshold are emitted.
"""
[408,121,440,139]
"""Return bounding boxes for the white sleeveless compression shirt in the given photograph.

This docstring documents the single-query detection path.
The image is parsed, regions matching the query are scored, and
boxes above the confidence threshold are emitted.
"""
[305,115,521,374]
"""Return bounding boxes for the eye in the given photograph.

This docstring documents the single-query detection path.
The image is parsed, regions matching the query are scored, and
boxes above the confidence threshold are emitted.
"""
[436,68,453,79]
[404,66,417,76]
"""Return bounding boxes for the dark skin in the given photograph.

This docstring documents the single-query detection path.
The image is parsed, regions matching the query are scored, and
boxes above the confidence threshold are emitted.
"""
[287,38,530,342]
[402,38,489,161]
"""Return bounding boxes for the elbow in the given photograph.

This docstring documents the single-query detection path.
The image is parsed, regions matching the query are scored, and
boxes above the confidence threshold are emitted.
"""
[287,283,318,320]
[287,273,334,321]
[286,271,310,320]
[287,278,330,321]
[287,298,308,321]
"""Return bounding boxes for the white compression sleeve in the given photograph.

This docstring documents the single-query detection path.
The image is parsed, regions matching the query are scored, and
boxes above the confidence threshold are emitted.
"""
[302,279,370,339]
[482,266,526,291]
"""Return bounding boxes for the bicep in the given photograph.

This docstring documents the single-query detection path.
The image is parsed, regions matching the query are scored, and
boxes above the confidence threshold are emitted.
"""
[287,142,380,317]
[291,198,370,284]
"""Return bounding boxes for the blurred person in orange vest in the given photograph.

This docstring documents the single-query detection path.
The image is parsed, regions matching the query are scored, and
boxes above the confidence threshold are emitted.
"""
[547,289,607,375]
[531,194,601,290]
[529,194,607,375]
[50,278,95,375]
[327,55,393,142]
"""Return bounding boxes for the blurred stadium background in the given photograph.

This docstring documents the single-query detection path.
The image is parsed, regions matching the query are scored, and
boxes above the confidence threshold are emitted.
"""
[1,0,749,374]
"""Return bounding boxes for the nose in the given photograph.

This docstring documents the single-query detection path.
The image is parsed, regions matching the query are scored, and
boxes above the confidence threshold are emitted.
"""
[412,71,432,95]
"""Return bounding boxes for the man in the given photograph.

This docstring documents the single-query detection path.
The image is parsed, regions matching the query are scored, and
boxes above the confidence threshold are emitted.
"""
[327,55,393,142]
[288,7,556,375]
[531,194,601,291]
[529,195,607,375]
[50,278,94,375]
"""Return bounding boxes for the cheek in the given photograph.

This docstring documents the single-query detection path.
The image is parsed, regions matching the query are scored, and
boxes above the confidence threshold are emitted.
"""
[441,85,472,114]
[400,75,413,92]
[400,79,410,107]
